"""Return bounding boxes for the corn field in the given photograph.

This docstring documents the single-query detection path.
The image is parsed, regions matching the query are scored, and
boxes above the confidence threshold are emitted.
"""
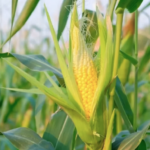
[0,0,150,150]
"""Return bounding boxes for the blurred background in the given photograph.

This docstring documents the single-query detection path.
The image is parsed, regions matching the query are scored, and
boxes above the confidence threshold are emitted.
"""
[0,0,150,54]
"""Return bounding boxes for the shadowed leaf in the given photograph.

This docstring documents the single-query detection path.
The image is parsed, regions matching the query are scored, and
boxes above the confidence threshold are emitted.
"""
[57,0,77,40]
[116,0,143,13]
[120,50,138,66]
[43,110,75,150]
[118,122,150,150]
[0,52,63,79]
[1,128,54,150]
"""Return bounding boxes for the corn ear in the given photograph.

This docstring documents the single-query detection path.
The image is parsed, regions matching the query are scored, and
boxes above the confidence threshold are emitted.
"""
[72,25,98,119]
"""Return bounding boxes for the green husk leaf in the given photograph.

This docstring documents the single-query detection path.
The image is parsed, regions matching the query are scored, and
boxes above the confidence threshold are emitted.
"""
[44,4,83,113]
[91,16,114,140]
[81,9,98,44]
[70,3,78,63]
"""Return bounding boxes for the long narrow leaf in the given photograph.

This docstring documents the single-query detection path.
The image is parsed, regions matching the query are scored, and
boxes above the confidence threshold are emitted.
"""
[120,50,138,66]
[3,59,79,112]
[2,0,40,46]
[0,53,63,78]
[118,122,150,150]
[115,77,134,124]
[1,128,54,150]
[57,0,77,40]
[114,92,134,133]
[43,110,75,150]
[0,87,43,94]
[103,109,116,150]
[11,0,18,26]
[44,5,83,111]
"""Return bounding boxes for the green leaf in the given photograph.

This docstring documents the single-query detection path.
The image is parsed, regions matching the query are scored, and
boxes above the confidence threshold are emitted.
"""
[11,0,18,26]
[0,87,43,95]
[139,46,150,74]
[75,136,85,150]
[96,8,107,69]
[118,122,150,150]
[103,109,116,150]
[1,128,54,150]
[112,130,130,150]
[112,132,146,150]
[43,110,75,150]
[57,0,77,40]
[114,91,134,133]
[136,140,146,150]
[0,136,17,150]
[44,4,83,111]
[3,59,78,112]
[115,78,134,127]
[91,15,114,141]
[120,50,138,66]
[116,0,143,13]
[0,52,63,78]
[0,65,14,123]
[2,0,40,46]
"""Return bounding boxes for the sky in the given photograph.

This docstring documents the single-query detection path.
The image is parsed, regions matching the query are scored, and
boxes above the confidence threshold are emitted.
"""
[0,0,150,52]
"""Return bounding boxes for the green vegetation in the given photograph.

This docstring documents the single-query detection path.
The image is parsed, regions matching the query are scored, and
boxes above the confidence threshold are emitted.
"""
[0,0,150,150]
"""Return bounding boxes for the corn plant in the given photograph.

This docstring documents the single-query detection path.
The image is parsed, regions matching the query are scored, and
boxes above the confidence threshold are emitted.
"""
[0,0,150,150]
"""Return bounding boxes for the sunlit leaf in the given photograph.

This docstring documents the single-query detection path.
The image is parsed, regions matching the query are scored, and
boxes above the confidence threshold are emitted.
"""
[139,46,150,74]
[2,0,40,46]
[0,87,43,94]
[11,0,18,26]
[44,4,83,111]
[3,59,78,112]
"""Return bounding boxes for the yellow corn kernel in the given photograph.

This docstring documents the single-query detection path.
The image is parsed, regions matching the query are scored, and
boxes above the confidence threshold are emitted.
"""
[72,26,97,119]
